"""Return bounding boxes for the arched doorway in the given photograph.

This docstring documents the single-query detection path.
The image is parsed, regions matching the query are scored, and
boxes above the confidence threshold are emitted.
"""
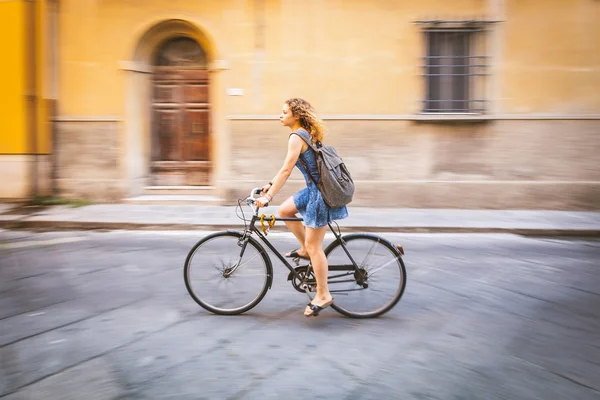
[150,36,211,186]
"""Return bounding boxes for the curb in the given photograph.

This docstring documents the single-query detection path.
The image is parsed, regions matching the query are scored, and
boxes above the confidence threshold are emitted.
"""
[1,220,599,237]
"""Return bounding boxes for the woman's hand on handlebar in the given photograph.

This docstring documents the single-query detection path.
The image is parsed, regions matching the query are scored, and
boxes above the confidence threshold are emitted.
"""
[254,196,269,208]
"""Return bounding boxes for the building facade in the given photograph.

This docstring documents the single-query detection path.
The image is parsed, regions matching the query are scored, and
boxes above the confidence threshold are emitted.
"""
[2,0,599,209]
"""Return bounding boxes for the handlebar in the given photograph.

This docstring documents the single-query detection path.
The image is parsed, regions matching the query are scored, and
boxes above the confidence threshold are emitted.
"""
[247,187,269,213]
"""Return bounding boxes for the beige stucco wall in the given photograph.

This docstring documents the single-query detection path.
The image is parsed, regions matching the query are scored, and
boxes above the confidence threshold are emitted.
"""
[227,119,600,209]
[1,156,30,199]
[54,121,123,200]
[0,155,52,200]
[232,119,600,183]
[52,0,600,208]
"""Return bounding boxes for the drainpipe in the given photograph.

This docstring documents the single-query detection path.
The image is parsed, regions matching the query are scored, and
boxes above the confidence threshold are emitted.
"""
[26,0,39,199]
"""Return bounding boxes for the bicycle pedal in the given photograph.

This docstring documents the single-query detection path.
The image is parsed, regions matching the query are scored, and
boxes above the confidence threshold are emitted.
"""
[303,287,314,299]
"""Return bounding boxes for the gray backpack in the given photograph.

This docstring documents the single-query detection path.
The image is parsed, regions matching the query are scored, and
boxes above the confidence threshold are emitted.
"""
[295,133,355,208]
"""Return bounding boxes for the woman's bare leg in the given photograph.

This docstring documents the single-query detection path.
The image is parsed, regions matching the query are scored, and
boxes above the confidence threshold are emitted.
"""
[279,196,307,256]
[304,225,332,316]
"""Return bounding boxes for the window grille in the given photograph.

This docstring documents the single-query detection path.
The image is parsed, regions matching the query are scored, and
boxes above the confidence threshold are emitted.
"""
[419,20,492,113]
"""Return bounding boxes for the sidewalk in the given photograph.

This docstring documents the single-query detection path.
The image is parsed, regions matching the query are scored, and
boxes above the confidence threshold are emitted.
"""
[2,203,600,236]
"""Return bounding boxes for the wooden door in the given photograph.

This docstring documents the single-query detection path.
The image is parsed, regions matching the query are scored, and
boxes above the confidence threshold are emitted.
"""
[150,38,210,186]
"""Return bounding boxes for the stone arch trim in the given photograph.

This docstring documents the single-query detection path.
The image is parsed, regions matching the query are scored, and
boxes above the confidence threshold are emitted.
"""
[130,18,222,70]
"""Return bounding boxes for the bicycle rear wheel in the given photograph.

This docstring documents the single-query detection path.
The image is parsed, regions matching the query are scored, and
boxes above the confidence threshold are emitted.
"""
[325,234,406,318]
[184,231,272,315]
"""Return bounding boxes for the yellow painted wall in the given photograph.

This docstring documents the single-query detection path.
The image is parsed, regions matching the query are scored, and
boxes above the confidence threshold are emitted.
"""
[503,0,600,114]
[57,0,599,117]
[0,0,51,155]
[0,0,26,154]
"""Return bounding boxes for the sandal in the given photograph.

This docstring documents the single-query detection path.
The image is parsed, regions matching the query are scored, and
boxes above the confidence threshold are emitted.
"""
[304,299,334,317]
[286,249,310,260]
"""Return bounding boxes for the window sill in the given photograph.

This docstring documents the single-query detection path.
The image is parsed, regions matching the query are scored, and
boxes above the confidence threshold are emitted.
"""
[413,113,491,122]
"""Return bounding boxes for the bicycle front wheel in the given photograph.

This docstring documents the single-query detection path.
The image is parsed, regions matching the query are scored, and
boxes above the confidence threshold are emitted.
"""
[184,231,272,315]
[325,234,407,318]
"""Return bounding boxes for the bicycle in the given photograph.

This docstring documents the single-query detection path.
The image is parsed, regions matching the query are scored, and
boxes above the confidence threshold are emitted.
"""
[183,188,407,318]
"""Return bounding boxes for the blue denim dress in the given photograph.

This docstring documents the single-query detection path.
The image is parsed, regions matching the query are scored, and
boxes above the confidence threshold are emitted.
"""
[291,129,349,228]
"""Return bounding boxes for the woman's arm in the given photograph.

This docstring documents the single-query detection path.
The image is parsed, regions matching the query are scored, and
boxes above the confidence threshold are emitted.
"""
[256,135,304,206]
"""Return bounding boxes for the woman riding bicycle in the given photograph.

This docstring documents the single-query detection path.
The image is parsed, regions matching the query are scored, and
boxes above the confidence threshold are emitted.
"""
[253,98,349,317]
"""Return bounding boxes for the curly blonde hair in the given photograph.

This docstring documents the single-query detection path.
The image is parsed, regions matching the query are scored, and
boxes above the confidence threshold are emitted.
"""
[285,98,325,144]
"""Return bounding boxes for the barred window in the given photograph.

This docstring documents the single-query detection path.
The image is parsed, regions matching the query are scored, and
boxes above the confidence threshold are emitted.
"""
[422,23,488,113]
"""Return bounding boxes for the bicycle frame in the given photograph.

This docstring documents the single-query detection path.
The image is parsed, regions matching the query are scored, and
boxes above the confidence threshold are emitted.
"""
[231,188,362,288]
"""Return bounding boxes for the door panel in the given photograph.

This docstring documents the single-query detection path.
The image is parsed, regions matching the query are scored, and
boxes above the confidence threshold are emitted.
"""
[184,84,209,104]
[153,109,179,161]
[151,67,211,186]
[154,83,179,104]
[183,109,209,161]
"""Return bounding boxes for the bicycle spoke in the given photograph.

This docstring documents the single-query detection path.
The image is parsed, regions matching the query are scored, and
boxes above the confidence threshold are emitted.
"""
[230,251,262,273]
[367,255,403,276]
[229,272,267,278]
[194,276,223,283]
[359,238,379,270]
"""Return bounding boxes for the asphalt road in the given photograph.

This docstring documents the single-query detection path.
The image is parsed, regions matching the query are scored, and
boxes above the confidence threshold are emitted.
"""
[1,229,599,400]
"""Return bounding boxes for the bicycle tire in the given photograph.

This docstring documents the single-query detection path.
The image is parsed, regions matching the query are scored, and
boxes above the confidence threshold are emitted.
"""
[324,233,407,318]
[183,231,273,315]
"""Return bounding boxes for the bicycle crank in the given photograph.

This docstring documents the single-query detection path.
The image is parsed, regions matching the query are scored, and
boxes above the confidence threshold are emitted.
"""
[288,266,316,293]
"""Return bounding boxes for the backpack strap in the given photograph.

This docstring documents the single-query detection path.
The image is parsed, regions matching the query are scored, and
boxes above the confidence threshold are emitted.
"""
[297,156,318,184]
[289,130,322,150]
[289,130,320,184]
